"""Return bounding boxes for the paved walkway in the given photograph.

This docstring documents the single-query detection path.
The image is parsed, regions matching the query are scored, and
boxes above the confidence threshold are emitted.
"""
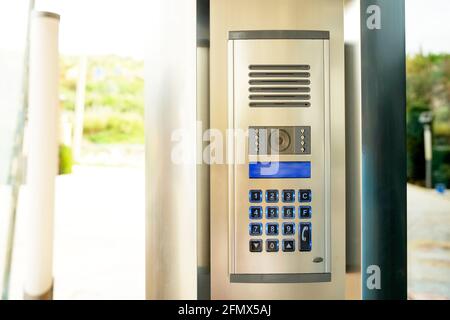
[9,164,145,300]
[407,184,450,299]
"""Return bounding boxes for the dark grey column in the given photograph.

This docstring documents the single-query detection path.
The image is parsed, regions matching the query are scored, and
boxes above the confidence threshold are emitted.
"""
[360,0,407,299]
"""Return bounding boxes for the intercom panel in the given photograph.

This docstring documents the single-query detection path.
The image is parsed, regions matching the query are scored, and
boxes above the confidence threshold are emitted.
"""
[228,31,331,281]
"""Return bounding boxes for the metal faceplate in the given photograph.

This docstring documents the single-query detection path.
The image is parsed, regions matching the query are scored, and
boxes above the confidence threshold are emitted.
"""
[229,38,331,279]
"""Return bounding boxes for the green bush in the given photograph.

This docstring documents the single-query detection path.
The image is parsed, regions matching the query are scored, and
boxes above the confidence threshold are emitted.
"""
[59,144,73,175]
[433,145,450,186]
[83,108,144,144]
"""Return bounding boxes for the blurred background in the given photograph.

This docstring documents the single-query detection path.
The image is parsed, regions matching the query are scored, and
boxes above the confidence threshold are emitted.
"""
[0,0,449,299]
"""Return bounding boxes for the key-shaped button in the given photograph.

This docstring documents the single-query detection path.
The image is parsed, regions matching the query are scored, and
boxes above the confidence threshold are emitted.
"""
[266,206,279,219]
[299,189,312,202]
[282,222,295,235]
[249,206,263,219]
[282,190,295,203]
[249,223,263,236]
[266,190,279,203]
[299,223,312,251]
[266,239,279,252]
[249,239,263,252]
[249,190,263,203]
[266,223,279,236]
[282,239,295,252]
[299,206,312,219]
[282,206,295,219]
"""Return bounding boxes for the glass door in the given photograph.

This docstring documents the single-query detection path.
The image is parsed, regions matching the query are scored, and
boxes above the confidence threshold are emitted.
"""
[0,0,33,300]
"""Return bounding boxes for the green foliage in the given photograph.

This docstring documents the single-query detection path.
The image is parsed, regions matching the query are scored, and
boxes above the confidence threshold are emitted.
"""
[83,108,144,144]
[59,144,73,175]
[406,54,450,110]
[59,55,144,144]
[407,53,450,186]
[433,146,450,186]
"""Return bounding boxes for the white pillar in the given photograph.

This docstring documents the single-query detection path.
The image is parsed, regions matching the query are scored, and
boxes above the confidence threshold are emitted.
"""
[24,11,59,300]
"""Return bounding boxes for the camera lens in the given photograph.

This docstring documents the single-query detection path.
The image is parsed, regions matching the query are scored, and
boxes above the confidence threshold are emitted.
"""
[269,129,291,153]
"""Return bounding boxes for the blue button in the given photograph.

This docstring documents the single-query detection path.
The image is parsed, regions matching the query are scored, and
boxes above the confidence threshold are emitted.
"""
[299,223,312,251]
[249,190,263,203]
[265,206,279,219]
[266,239,279,252]
[282,190,295,202]
[299,189,312,202]
[249,206,263,219]
[249,223,263,236]
[299,206,312,219]
[266,223,279,236]
[249,239,262,252]
[282,239,295,252]
[282,206,295,219]
[266,190,279,203]
[282,222,295,235]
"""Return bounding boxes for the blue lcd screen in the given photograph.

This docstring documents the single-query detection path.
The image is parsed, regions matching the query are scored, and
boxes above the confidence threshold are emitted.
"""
[249,162,311,179]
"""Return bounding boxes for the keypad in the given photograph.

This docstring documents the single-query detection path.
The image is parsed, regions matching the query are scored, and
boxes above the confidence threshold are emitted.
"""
[248,189,313,252]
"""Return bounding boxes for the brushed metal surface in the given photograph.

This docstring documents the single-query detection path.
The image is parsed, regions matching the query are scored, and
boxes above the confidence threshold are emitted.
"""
[145,0,198,300]
[211,0,345,299]
[197,46,211,299]
[229,38,330,276]
[344,0,362,300]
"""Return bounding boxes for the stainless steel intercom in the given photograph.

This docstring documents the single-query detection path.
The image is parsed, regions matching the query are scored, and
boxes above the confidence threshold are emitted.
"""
[146,0,346,300]
[210,0,345,300]
[228,31,331,281]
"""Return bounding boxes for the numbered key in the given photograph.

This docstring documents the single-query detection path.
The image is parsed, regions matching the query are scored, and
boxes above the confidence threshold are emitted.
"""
[266,190,279,203]
[266,223,279,236]
[266,239,279,252]
[265,206,279,219]
[249,190,263,203]
[249,223,263,236]
[282,206,295,219]
[282,222,295,235]
[282,190,295,203]
[249,206,263,219]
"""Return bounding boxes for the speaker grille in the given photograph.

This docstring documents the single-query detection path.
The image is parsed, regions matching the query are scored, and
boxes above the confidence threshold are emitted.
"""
[248,64,311,108]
